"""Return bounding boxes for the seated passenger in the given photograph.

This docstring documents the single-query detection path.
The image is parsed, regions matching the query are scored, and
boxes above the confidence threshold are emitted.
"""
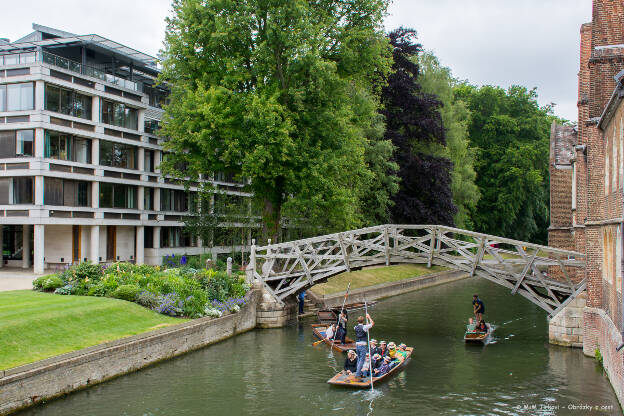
[343,350,358,375]
[379,341,388,357]
[374,356,392,377]
[372,353,382,370]
[477,320,488,333]
[324,323,336,341]
[396,343,408,360]
[387,342,398,360]
[361,353,372,377]
[369,339,380,356]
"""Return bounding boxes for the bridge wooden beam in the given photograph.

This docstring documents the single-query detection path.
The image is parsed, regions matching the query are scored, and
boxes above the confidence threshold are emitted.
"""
[471,237,487,277]
[512,248,538,294]
[337,233,351,273]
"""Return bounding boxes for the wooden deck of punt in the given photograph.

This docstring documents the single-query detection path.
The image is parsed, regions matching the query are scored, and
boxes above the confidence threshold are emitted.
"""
[311,324,357,352]
[464,322,491,344]
[327,347,414,388]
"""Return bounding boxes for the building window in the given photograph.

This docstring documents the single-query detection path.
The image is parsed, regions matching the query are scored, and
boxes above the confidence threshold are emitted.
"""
[99,183,137,209]
[144,118,159,135]
[101,99,138,130]
[1,82,34,111]
[160,189,188,212]
[0,130,34,158]
[12,177,33,204]
[99,141,137,170]
[45,178,90,207]
[160,227,184,248]
[45,84,92,120]
[16,130,34,156]
[144,187,154,210]
[144,150,154,172]
[45,131,91,163]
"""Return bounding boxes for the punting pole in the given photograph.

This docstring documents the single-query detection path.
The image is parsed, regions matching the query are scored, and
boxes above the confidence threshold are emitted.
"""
[365,299,373,392]
[330,282,351,350]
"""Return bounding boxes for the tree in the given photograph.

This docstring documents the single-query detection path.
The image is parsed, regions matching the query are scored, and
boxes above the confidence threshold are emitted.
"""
[159,0,393,243]
[454,84,553,244]
[416,52,480,229]
[382,28,456,226]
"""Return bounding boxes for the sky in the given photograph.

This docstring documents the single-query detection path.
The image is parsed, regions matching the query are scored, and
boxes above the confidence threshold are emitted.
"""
[2,0,591,122]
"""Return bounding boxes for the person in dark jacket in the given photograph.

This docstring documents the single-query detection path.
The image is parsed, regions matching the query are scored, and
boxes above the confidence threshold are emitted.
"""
[378,340,389,357]
[477,320,488,333]
[369,339,380,356]
[374,356,392,377]
[335,310,348,344]
[343,350,358,375]
[472,294,485,322]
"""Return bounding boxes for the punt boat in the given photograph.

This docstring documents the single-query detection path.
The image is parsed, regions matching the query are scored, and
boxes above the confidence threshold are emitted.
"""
[311,323,357,352]
[327,347,413,388]
[464,321,491,344]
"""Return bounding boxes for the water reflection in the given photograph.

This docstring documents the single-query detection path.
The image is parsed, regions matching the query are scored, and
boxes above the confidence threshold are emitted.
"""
[17,278,621,416]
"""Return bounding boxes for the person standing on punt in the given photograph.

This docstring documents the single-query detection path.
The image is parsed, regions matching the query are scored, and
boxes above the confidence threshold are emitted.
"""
[354,313,375,379]
[472,294,485,322]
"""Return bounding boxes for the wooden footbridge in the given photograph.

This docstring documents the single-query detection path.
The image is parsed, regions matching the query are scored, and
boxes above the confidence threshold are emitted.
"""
[248,225,585,317]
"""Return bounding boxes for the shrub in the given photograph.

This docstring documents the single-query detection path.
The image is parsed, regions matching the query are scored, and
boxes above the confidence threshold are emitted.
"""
[112,284,141,302]
[595,348,604,367]
[154,293,183,316]
[204,307,223,318]
[135,290,160,309]
[33,274,56,290]
[42,276,64,291]
[54,284,73,295]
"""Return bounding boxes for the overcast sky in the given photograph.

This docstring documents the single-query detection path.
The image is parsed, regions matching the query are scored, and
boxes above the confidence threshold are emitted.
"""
[3,0,591,121]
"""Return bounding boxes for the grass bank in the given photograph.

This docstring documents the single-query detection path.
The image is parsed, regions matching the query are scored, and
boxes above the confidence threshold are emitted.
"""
[0,290,185,370]
[310,264,448,296]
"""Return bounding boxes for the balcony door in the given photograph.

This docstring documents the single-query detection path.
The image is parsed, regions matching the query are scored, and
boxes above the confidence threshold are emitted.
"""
[106,226,116,261]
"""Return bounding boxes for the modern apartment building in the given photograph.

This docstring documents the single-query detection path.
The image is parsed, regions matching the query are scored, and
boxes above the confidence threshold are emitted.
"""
[0,24,251,273]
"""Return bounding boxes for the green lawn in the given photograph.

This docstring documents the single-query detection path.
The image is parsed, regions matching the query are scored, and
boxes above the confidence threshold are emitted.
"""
[310,264,448,296]
[0,290,186,370]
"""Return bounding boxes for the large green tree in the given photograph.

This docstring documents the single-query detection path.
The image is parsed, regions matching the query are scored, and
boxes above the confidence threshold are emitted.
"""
[454,84,553,244]
[159,0,393,243]
[416,52,480,229]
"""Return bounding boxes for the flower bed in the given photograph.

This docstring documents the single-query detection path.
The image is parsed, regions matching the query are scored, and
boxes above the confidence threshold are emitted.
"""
[32,262,250,318]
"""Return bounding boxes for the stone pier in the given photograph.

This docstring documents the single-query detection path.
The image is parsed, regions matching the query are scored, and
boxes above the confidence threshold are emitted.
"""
[255,285,298,328]
[548,291,586,348]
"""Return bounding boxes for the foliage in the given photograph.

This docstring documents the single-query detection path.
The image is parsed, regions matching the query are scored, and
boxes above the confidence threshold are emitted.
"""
[32,262,250,319]
[136,290,160,309]
[381,28,456,226]
[595,348,604,367]
[454,84,554,244]
[159,0,394,242]
[41,276,64,291]
[112,285,142,302]
[204,307,223,318]
[33,274,56,290]
[54,285,73,295]
[416,52,480,229]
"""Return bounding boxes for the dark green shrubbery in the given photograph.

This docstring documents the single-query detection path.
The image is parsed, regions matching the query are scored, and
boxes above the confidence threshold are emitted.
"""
[112,284,142,302]
[33,261,250,319]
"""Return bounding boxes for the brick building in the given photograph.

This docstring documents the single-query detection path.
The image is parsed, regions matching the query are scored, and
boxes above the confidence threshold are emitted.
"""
[549,0,624,405]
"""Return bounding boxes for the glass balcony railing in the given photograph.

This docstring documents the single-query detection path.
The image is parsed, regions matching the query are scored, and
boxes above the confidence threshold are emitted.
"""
[0,50,143,93]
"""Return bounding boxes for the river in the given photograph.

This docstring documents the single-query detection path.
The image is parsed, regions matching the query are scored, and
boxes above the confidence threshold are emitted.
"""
[18,277,622,416]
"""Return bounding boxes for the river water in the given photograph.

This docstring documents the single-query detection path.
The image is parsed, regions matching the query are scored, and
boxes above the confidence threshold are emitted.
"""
[18,277,622,416]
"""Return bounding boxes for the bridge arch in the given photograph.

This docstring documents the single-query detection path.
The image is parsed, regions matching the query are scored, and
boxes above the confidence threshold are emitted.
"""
[249,225,585,317]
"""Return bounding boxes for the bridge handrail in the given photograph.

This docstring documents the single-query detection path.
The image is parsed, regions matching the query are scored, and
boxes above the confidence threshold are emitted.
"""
[255,224,584,259]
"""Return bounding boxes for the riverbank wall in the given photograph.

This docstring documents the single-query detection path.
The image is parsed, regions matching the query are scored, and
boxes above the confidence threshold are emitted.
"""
[0,289,262,416]
[583,307,624,408]
[307,270,469,308]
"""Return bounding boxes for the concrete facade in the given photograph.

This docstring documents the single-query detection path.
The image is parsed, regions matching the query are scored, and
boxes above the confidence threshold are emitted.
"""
[0,24,253,271]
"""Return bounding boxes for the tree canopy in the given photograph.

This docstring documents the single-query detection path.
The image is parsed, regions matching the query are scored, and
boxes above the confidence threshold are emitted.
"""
[455,84,553,244]
[159,0,393,243]
[382,28,456,226]
[416,52,480,229]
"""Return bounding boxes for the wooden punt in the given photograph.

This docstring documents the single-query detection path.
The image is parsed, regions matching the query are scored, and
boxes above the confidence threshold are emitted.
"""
[327,347,414,388]
[316,302,378,324]
[311,323,357,352]
[464,322,491,344]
